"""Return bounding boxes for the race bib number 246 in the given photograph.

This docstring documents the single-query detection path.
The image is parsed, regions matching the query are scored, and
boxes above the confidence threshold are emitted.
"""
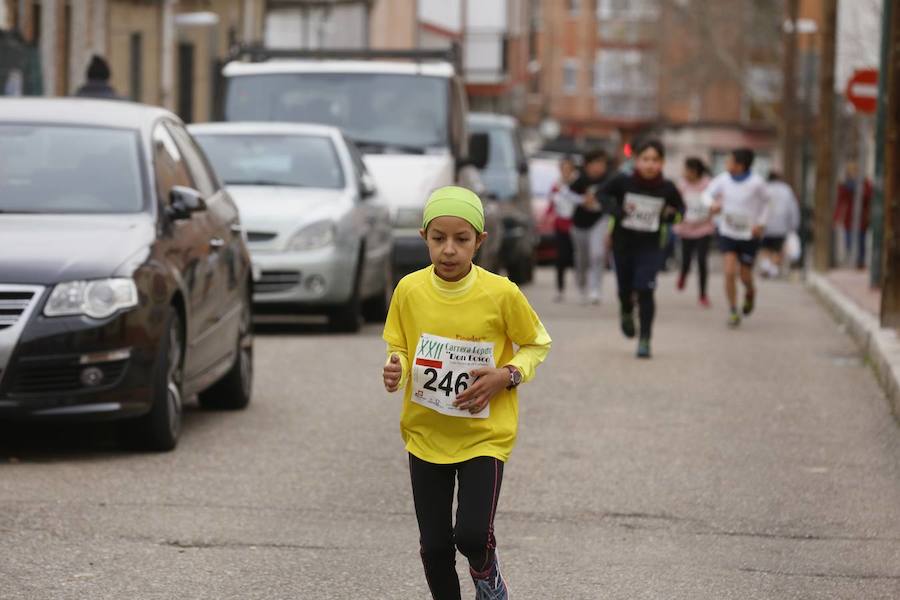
[412,333,495,418]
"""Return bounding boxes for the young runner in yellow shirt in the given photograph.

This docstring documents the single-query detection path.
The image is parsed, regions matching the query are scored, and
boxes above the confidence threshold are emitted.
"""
[382,186,551,600]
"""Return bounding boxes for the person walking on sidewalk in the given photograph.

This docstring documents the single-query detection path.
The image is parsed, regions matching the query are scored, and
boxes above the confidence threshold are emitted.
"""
[74,55,123,100]
[548,155,578,301]
[833,161,872,269]
[705,148,770,328]
[673,157,714,307]
[568,148,612,305]
[601,140,684,358]
[382,186,551,600]
[760,171,800,278]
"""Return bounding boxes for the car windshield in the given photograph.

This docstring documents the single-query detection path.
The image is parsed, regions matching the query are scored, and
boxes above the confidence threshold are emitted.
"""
[469,123,519,200]
[224,73,449,152]
[0,124,144,214]
[194,133,345,190]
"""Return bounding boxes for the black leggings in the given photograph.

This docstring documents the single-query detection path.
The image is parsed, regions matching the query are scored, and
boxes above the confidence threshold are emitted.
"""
[620,288,655,340]
[555,229,574,292]
[409,454,504,600]
[680,235,711,297]
[615,248,661,340]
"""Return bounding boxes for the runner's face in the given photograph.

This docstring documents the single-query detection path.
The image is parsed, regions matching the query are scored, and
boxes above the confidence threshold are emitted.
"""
[420,216,487,282]
[726,156,746,176]
[635,148,663,179]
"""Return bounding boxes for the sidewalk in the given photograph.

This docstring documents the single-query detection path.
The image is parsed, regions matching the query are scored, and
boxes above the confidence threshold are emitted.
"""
[808,268,900,421]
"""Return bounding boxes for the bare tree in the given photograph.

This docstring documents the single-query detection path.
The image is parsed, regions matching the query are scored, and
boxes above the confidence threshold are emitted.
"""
[659,0,784,125]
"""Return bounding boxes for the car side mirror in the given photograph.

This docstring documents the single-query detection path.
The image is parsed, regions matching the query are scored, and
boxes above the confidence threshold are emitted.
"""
[467,132,490,170]
[360,173,377,199]
[167,186,206,220]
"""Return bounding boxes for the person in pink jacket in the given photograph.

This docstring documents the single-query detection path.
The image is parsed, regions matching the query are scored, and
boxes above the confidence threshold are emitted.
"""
[674,157,714,307]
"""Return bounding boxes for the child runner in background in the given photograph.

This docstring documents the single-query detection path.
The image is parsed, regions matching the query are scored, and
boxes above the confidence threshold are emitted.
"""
[673,157,714,307]
[760,172,801,278]
[548,155,578,301]
[382,186,551,600]
[600,140,684,358]
[568,149,612,305]
[704,148,770,328]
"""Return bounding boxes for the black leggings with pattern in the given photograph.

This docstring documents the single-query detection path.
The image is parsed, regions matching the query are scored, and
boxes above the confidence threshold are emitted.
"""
[409,453,505,600]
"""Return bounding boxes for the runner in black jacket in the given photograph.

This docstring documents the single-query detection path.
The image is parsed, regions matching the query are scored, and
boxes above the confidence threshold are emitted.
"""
[599,140,684,358]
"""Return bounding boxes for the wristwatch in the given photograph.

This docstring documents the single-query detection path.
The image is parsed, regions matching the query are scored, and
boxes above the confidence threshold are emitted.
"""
[504,365,523,390]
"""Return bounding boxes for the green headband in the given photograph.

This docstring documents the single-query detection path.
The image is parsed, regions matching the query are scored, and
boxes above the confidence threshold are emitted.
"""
[422,186,485,234]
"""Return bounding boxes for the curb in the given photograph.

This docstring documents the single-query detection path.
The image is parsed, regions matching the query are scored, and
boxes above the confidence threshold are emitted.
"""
[807,272,900,422]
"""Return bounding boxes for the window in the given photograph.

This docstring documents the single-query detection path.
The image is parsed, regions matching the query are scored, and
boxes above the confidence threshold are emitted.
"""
[225,73,450,151]
[166,123,217,198]
[153,124,194,205]
[563,59,579,95]
[0,124,144,214]
[193,134,346,190]
[130,33,142,102]
[567,0,581,16]
[593,49,658,120]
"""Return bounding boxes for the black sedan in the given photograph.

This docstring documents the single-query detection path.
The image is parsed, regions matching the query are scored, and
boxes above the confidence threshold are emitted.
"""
[0,99,254,451]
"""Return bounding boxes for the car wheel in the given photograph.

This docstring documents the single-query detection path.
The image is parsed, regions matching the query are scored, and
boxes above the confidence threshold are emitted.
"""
[328,259,362,333]
[198,292,253,410]
[120,307,183,452]
[362,259,393,323]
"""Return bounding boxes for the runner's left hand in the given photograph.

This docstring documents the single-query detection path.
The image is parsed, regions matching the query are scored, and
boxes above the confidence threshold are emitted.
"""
[752,224,765,238]
[454,368,509,414]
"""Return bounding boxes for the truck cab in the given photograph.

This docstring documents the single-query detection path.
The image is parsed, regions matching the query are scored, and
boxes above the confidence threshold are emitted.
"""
[220,47,502,281]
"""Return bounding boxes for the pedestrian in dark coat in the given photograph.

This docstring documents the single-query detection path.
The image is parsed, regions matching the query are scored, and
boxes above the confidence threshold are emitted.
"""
[75,55,123,100]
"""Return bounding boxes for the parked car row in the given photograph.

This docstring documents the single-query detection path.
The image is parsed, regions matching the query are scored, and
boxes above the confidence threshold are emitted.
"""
[0,47,542,451]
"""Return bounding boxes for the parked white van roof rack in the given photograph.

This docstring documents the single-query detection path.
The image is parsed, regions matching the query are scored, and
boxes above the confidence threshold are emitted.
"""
[228,44,461,70]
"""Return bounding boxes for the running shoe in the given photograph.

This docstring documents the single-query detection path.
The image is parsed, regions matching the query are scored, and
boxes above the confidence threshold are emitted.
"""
[676,274,686,291]
[742,292,755,316]
[728,311,741,328]
[636,338,651,359]
[472,553,509,600]
[620,311,636,338]
[699,296,711,308]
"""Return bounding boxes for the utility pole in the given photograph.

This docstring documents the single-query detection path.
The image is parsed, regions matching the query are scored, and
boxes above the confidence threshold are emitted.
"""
[872,0,894,289]
[782,0,799,191]
[881,0,900,328]
[813,0,837,272]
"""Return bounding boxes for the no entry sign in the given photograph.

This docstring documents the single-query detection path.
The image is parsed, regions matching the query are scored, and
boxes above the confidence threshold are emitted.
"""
[846,68,879,114]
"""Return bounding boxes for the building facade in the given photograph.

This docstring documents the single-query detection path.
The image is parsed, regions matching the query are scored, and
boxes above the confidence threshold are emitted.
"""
[2,0,264,122]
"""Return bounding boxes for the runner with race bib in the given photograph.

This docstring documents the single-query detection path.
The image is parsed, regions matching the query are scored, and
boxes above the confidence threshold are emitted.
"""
[673,157,714,307]
[598,139,684,358]
[703,148,771,328]
[382,186,551,600]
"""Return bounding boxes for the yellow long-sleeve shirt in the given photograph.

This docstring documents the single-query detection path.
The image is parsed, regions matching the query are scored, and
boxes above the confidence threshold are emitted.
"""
[383,265,551,464]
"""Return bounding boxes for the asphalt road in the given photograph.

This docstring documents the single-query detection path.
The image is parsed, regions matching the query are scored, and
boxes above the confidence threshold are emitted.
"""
[2,268,899,599]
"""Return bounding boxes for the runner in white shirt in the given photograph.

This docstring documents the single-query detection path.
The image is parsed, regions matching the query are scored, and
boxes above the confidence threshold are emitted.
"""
[704,148,770,328]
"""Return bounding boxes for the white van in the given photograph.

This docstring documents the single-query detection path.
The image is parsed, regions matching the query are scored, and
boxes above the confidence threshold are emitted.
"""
[220,47,502,280]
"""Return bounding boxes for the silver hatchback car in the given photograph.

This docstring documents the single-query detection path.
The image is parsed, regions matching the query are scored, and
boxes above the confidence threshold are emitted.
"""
[190,122,393,332]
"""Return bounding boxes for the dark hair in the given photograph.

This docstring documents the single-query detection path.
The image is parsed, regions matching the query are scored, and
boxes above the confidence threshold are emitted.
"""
[86,55,111,81]
[731,148,755,171]
[684,157,708,177]
[634,139,665,159]
[768,171,781,182]
[583,148,608,165]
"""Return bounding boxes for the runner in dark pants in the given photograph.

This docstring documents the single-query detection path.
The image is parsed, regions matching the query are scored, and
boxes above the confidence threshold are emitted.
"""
[599,140,684,358]
[674,157,714,307]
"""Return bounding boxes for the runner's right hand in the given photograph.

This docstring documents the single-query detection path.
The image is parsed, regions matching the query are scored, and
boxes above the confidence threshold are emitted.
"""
[383,354,402,393]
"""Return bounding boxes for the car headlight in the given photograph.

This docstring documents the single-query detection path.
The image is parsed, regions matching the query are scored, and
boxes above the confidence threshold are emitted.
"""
[44,279,139,319]
[393,207,423,230]
[287,221,336,251]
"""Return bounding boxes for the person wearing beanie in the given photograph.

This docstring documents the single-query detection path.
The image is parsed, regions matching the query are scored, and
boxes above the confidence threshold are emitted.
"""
[599,139,685,359]
[381,185,551,600]
[75,54,122,100]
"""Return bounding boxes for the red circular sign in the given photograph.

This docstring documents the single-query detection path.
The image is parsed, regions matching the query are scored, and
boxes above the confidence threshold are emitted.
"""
[846,68,879,114]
